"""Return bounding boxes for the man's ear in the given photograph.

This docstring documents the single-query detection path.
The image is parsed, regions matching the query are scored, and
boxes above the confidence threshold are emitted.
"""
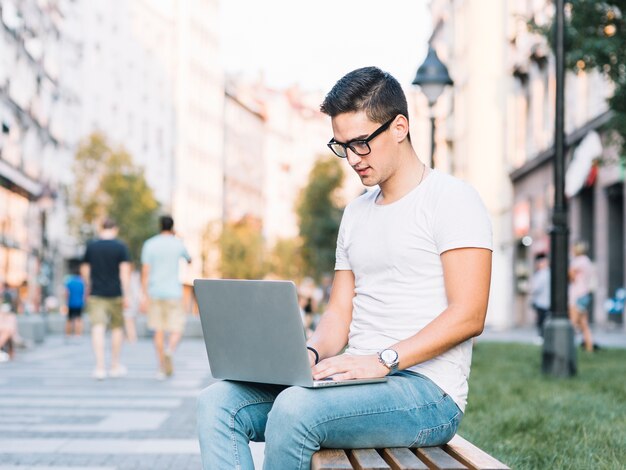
[393,115,410,142]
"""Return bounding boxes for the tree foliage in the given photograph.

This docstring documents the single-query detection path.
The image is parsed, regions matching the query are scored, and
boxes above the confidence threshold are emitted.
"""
[219,216,266,279]
[266,237,305,281]
[296,156,345,281]
[71,133,160,262]
[535,1,626,159]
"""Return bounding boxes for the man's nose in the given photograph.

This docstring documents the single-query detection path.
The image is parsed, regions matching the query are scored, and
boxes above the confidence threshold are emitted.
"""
[346,149,362,166]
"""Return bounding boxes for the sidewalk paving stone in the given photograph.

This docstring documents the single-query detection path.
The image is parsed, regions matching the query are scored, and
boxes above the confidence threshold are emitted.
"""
[0,335,213,469]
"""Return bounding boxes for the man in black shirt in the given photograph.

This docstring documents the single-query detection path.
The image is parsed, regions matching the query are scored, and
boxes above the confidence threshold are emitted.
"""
[81,218,131,380]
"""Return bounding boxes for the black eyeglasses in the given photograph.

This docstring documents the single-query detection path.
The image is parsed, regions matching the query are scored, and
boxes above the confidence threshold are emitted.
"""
[327,116,396,158]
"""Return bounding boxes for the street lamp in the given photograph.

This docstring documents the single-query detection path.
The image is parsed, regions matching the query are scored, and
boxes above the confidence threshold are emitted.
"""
[412,46,454,168]
[542,0,576,377]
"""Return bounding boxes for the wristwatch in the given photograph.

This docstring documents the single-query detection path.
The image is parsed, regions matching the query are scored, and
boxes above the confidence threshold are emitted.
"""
[377,348,399,374]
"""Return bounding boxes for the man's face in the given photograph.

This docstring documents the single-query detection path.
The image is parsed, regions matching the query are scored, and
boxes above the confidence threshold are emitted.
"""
[330,112,397,187]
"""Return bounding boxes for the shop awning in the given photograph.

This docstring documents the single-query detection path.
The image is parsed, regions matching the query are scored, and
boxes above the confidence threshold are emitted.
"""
[565,130,602,198]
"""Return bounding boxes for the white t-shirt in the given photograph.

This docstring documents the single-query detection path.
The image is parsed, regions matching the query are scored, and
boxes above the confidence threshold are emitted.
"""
[335,169,492,412]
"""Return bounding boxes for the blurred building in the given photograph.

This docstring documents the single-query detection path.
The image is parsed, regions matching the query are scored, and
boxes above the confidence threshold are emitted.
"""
[222,78,365,258]
[261,86,330,244]
[428,0,623,329]
[0,0,81,310]
[76,0,176,206]
[427,0,514,329]
[505,1,621,329]
[223,80,266,225]
[76,0,224,285]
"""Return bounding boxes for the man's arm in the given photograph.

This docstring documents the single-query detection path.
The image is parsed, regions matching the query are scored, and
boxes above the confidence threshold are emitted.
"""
[305,270,355,363]
[80,263,90,297]
[393,247,491,367]
[120,261,131,308]
[140,263,150,313]
[182,246,192,264]
[312,247,491,381]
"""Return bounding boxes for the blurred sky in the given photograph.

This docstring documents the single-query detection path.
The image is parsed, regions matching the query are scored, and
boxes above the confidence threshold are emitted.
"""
[219,0,432,93]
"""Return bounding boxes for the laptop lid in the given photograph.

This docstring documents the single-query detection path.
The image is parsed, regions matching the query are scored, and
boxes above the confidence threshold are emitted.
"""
[194,279,316,387]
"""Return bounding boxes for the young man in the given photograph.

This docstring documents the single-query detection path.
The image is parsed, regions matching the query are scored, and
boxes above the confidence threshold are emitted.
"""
[196,66,492,469]
[81,218,131,380]
[141,215,191,379]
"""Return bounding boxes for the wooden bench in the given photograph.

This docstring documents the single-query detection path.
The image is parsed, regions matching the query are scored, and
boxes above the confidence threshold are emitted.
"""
[312,435,510,470]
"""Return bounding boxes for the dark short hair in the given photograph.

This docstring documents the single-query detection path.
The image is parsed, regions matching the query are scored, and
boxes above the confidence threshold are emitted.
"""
[102,218,117,230]
[320,66,410,128]
[160,215,174,232]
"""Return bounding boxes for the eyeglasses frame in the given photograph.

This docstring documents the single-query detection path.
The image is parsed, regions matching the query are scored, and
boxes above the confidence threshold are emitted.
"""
[327,116,397,158]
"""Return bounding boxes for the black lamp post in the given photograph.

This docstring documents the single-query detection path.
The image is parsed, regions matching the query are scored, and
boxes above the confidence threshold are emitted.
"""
[412,46,454,168]
[542,0,577,377]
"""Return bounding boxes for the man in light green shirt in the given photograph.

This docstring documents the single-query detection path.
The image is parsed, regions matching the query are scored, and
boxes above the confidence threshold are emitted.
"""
[141,216,191,379]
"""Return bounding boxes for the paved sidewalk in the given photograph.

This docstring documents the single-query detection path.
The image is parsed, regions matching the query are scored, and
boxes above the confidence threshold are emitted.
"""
[1,326,624,469]
[0,335,264,469]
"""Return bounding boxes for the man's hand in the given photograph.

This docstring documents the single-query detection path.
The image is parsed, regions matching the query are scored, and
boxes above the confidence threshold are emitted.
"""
[312,353,389,381]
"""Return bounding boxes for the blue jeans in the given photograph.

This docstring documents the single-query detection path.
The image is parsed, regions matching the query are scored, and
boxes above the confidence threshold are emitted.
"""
[196,371,462,469]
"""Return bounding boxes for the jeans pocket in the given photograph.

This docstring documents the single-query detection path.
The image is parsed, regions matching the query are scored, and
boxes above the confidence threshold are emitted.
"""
[412,411,462,448]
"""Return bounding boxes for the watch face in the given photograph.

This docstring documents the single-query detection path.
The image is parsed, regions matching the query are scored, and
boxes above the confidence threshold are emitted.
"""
[381,349,398,364]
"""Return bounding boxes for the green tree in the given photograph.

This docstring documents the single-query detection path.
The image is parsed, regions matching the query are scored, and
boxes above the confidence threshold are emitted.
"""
[296,156,345,281]
[71,133,160,262]
[534,2,626,161]
[219,216,267,279]
[266,237,305,281]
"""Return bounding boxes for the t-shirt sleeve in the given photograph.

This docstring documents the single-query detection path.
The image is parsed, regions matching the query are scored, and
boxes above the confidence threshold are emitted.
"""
[141,241,151,265]
[120,242,131,262]
[432,180,493,254]
[334,210,351,271]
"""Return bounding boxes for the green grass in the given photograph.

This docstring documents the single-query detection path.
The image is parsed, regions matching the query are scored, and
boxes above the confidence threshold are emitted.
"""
[458,343,626,469]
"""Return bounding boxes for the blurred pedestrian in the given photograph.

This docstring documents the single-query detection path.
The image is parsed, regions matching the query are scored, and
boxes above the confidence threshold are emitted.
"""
[568,240,596,352]
[0,303,17,362]
[64,265,86,339]
[530,252,550,338]
[140,215,191,380]
[298,277,322,337]
[81,218,131,380]
[1,282,18,312]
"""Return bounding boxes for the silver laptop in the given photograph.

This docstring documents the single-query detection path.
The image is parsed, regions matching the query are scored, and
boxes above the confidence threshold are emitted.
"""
[193,279,387,388]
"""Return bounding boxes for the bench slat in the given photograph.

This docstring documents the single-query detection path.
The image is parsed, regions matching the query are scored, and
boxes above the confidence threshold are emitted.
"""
[312,449,354,470]
[414,446,468,470]
[349,449,391,470]
[381,448,429,470]
[444,435,510,470]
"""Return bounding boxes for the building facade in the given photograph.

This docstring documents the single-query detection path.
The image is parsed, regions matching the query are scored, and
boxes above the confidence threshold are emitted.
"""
[429,0,513,329]
[0,0,81,310]
[428,0,624,330]
[77,0,176,207]
[223,81,266,225]
[76,0,224,286]
[506,1,622,329]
